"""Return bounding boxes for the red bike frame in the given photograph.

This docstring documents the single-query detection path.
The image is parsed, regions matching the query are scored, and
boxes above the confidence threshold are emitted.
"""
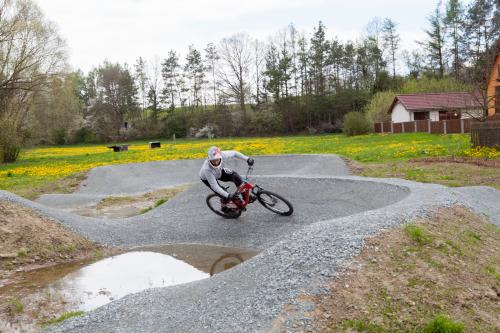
[231,166,257,210]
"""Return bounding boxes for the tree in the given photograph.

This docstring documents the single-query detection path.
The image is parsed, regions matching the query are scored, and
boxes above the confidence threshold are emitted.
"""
[444,0,465,78]
[218,33,253,116]
[0,0,67,161]
[161,50,180,109]
[328,38,344,93]
[402,50,425,79]
[30,73,84,144]
[204,43,219,106]
[147,57,162,122]
[184,45,205,107]
[382,18,400,81]
[422,3,447,78]
[465,0,498,64]
[134,57,148,116]
[253,39,265,105]
[309,21,329,95]
[88,62,138,138]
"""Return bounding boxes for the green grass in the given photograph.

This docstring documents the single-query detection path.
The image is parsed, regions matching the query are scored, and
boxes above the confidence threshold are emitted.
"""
[485,265,500,283]
[140,206,153,214]
[17,247,27,258]
[422,315,464,333]
[0,133,475,196]
[7,296,24,314]
[340,319,385,332]
[45,311,85,325]
[154,198,168,207]
[405,225,432,246]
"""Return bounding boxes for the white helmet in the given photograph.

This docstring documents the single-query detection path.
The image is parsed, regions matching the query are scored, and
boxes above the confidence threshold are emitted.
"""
[207,146,222,169]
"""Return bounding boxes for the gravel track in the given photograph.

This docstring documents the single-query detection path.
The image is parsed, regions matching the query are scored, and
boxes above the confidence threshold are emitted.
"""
[0,154,498,333]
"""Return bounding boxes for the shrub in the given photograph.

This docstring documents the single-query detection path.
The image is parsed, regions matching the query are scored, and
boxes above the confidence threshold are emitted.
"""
[52,128,66,145]
[423,315,464,333]
[342,112,371,136]
[247,110,284,135]
[74,127,97,144]
[364,90,396,123]
[0,121,23,163]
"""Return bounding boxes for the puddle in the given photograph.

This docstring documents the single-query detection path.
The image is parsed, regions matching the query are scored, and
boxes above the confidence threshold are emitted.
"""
[0,245,258,328]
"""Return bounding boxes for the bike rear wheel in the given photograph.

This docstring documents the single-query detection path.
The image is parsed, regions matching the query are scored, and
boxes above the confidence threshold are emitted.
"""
[206,194,242,219]
[257,190,293,216]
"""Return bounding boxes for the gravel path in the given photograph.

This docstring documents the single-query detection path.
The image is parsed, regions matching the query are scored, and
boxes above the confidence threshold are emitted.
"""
[0,154,498,333]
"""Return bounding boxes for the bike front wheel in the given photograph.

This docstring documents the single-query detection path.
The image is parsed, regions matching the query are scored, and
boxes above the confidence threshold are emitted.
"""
[257,190,293,216]
[206,194,242,219]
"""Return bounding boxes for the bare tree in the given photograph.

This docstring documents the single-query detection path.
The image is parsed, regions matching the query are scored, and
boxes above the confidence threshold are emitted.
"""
[217,33,253,117]
[0,0,66,123]
[253,38,265,106]
[0,0,67,161]
[204,43,219,106]
[147,56,162,122]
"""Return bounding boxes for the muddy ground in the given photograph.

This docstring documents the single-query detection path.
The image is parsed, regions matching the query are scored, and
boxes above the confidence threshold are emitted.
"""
[0,200,117,331]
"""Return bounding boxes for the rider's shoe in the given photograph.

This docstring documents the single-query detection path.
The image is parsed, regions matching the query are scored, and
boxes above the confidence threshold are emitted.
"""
[249,193,257,203]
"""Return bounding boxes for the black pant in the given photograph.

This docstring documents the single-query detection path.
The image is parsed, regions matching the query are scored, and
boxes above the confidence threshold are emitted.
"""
[201,168,242,198]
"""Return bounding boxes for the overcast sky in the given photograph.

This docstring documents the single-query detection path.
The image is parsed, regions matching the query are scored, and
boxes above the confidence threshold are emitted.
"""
[36,0,445,73]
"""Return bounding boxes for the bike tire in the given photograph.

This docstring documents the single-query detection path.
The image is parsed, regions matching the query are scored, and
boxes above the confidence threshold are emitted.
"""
[257,190,293,216]
[206,194,242,219]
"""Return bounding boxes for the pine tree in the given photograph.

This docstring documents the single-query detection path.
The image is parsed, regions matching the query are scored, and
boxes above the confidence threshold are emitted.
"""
[309,21,329,96]
[465,0,498,63]
[134,57,148,117]
[161,51,180,109]
[184,45,205,107]
[422,3,446,78]
[444,0,465,78]
[382,18,400,81]
[204,43,219,106]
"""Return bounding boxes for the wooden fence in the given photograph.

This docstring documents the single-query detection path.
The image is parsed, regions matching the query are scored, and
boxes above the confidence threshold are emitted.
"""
[374,119,474,135]
[471,120,500,147]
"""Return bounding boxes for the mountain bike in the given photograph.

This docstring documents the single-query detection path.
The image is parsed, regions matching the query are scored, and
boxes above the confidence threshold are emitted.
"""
[206,165,294,219]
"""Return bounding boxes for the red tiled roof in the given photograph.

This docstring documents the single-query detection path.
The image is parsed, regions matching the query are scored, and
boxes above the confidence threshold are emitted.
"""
[388,92,483,113]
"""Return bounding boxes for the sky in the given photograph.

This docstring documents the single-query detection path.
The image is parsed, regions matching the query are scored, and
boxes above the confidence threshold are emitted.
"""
[35,0,444,73]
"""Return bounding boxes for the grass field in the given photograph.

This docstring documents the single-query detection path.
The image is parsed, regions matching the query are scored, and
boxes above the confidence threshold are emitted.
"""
[0,133,498,197]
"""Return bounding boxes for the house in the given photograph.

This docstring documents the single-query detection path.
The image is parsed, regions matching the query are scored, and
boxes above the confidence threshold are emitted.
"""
[388,92,483,123]
[487,53,500,117]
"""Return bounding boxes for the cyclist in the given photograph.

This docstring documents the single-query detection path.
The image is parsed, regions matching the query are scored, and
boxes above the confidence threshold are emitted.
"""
[200,146,254,209]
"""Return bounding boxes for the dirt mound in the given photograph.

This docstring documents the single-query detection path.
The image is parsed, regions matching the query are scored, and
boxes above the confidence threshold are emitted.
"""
[0,200,101,277]
[308,206,500,332]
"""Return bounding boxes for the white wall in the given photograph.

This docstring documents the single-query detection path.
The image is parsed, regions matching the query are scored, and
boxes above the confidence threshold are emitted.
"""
[430,111,439,121]
[391,102,411,123]
[461,109,483,119]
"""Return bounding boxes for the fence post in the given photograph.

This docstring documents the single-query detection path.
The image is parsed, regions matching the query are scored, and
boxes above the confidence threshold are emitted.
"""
[443,120,447,134]
[428,119,431,133]
[381,122,384,133]
[402,122,405,133]
[414,121,417,132]
[460,119,464,133]
[390,122,394,133]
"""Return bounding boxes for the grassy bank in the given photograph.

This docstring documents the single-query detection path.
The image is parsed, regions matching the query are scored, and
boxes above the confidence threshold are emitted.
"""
[0,133,498,197]
[309,206,500,332]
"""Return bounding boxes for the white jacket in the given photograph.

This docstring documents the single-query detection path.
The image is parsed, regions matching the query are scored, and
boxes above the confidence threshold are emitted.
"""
[199,150,248,198]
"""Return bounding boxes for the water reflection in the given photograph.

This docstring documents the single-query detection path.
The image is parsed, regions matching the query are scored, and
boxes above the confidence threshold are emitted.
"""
[0,244,259,315]
[48,251,209,311]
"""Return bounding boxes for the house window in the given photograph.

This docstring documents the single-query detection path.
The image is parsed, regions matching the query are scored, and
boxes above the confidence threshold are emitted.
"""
[413,112,429,120]
[439,111,460,120]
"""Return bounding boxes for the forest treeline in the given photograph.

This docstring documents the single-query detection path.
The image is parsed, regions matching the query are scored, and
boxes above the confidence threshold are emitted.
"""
[0,0,498,161]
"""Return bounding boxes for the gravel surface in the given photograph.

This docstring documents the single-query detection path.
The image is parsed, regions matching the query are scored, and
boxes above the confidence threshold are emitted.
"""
[0,154,498,333]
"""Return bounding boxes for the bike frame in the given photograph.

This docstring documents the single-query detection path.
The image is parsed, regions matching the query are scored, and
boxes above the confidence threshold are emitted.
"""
[233,165,259,210]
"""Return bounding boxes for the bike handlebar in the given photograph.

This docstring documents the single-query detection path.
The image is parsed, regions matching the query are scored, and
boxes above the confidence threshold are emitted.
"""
[244,165,254,181]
